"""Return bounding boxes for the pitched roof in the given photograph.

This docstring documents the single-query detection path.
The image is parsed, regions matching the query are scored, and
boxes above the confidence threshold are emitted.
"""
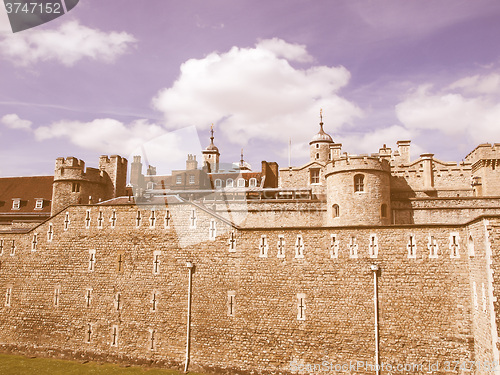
[0,176,53,214]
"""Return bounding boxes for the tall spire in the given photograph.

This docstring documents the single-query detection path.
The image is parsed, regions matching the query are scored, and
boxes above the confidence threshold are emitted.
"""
[240,148,244,167]
[204,123,219,153]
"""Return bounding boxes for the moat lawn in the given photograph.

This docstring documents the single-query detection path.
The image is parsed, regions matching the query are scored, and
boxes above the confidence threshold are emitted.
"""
[0,354,205,375]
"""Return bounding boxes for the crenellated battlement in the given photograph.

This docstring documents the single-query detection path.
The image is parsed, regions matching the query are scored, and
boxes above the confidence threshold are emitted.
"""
[326,154,391,175]
[55,156,85,171]
[465,143,500,164]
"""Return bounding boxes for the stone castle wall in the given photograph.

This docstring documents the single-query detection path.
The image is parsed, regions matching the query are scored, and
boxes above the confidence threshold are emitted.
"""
[1,203,498,373]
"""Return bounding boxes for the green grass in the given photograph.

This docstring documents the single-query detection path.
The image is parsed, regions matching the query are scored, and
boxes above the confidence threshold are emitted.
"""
[0,354,206,375]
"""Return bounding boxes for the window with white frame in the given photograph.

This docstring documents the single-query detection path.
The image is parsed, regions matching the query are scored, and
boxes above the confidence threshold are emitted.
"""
[295,235,304,259]
[227,291,236,317]
[10,240,15,256]
[97,211,104,229]
[249,178,257,188]
[153,250,161,275]
[11,199,20,210]
[35,199,43,210]
[47,223,54,242]
[86,323,92,343]
[228,231,236,252]
[277,235,285,258]
[237,178,245,187]
[151,290,158,312]
[136,210,142,227]
[209,219,217,240]
[64,212,70,231]
[189,175,195,184]
[189,209,197,229]
[348,236,358,258]
[259,235,268,258]
[5,287,12,307]
[116,251,124,273]
[226,178,234,187]
[111,325,119,347]
[54,286,61,307]
[147,181,154,190]
[354,174,364,192]
[88,250,96,272]
[110,210,117,228]
[407,234,417,258]
[215,179,222,189]
[176,175,182,184]
[468,235,475,257]
[85,209,91,229]
[369,234,378,258]
[85,288,92,308]
[149,329,157,350]
[164,210,172,229]
[114,293,122,311]
[330,234,339,259]
[428,235,438,258]
[32,233,38,251]
[449,232,460,258]
[297,293,306,321]
[310,169,320,184]
[149,210,156,228]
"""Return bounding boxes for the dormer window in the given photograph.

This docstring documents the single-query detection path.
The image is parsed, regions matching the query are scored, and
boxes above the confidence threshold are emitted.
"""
[12,199,20,210]
[237,178,245,187]
[249,178,257,188]
[226,178,234,188]
[215,179,222,189]
[35,199,43,210]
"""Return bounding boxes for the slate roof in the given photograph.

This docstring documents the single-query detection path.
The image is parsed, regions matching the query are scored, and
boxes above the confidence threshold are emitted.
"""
[0,176,53,214]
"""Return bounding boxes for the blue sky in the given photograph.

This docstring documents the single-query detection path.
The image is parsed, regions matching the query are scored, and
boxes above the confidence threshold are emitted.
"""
[1,0,500,177]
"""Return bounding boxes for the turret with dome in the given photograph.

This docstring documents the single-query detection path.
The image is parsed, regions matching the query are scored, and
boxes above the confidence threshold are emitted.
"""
[309,109,334,163]
[202,124,220,172]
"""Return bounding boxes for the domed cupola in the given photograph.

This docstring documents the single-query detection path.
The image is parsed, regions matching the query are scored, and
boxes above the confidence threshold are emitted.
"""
[310,110,334,163]
[202,124,220,172]
[310,122,334,144]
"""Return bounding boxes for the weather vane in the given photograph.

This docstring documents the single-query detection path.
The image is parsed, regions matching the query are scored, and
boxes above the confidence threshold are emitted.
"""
[320,108,323,123]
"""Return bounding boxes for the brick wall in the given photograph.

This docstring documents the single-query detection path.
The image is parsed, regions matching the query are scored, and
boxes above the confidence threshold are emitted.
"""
[1,203,497,373]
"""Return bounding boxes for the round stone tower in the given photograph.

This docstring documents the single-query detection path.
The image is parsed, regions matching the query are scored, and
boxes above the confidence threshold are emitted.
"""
[309,111,334,163]
[325,155,391,226]
[51,157,107,215]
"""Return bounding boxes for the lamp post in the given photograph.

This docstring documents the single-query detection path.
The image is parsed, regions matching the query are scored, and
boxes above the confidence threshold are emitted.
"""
[370,264,380,375]
[184,261,194,373]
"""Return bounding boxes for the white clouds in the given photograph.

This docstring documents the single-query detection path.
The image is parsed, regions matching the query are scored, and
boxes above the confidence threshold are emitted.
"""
[395,79,500,144]
[1,113,32,130]
[0,20,136,66]
[448,73,500,95]
[34,118,166,155]
[256,38,313,63]
[153,39,362,146]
